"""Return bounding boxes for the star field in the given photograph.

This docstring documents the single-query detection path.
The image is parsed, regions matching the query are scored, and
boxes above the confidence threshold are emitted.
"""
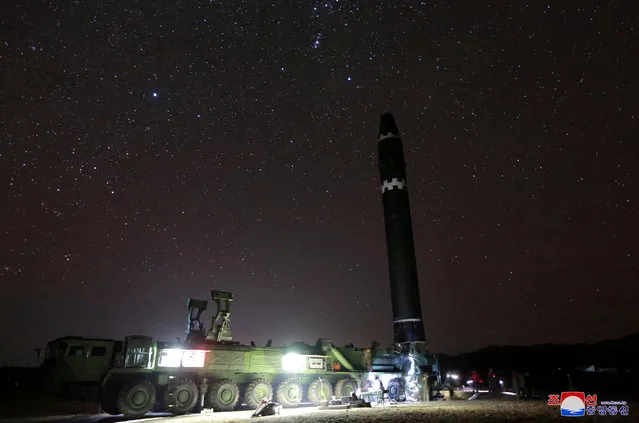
[1,0,638,366]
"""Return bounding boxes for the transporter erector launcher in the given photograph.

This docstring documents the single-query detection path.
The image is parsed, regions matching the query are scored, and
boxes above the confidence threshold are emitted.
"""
[378,113,427,349]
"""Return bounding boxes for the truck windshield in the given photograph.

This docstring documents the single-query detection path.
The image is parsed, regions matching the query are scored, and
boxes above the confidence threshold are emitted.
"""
[124,346,152,368]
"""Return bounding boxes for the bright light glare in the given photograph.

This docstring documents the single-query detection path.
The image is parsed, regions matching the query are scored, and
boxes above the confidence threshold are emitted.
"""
[158,349,182,367]
[406,357,416,376]
[366,373,400,391]
[182,350,206,368]
[446,373,459,380]
[281,353,306,372]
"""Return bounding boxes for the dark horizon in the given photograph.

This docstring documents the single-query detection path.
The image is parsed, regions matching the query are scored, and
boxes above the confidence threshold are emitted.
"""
[2,1,637,367]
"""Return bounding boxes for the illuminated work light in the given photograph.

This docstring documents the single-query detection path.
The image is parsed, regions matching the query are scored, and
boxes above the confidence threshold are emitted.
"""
[281,353,306,372]
[157,349,207,368]
[182,350,206,368]
[158,349,182,367]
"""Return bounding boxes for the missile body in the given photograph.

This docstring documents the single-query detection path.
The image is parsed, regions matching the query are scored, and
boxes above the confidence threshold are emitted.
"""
[377,113,426,346]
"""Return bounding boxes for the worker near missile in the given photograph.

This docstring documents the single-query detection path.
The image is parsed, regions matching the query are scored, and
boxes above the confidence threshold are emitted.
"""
[375,375,386,405]
[419,372,430,402]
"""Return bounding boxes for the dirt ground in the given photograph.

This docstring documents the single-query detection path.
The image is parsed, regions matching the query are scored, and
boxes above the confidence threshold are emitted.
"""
[2,397,637,423]
[126,398,639,423]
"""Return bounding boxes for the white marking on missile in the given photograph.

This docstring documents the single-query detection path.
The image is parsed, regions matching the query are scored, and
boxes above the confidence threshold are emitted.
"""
[381,178,406,192]
[379,132,398,141]
[394,318,422,324]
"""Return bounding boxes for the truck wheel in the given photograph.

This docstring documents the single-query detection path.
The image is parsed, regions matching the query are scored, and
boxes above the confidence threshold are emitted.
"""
[116,380,156,418]
[276,379,302,408]
[99,386,120,415]
[387,378,405,401]
[165,379,198,415]
[244,378,272,409]
[207,379,239,411]
[307,378,332,405]
[335,378,358,398]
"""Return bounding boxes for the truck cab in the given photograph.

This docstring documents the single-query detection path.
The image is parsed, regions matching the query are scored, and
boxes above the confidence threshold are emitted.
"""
[41,336,122,400]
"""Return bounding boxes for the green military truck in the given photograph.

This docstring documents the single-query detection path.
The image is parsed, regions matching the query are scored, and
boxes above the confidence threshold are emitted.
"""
[99,335,388,417]
[96,291,428,418]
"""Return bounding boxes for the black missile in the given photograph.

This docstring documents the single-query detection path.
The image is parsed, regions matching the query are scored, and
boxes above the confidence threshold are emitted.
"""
[377,113,426,346]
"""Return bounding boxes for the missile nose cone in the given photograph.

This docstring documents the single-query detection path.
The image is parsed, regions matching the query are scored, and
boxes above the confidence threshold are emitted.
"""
[379,112,400,140]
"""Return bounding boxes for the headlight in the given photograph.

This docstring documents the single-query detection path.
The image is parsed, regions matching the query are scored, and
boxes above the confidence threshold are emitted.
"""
[281,353,306,372]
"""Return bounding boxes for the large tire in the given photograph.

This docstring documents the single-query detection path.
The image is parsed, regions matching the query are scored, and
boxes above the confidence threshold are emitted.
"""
[164,379,198,415]
[116,380,156,418]
[244,378,273,409]
[387,378,405,401]
[276,379,302,408]
[307,378,332,405]
[99,385,120,415]
[334,378,358,398]
[207,379,240,411]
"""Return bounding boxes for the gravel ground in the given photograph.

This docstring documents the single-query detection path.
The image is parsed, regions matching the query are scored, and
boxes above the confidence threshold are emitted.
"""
[124,399,639,423]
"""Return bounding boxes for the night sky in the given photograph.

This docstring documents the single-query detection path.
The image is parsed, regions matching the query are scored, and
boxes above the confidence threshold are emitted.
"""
[2,1,638,367]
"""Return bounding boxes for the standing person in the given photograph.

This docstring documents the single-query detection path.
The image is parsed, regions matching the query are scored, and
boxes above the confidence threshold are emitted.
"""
[375,376,386,405]
[487,368,497,394]
[471,370,480,394]
[523,372,531,398]
[419,372,430,402]
[512,370,521,400]
[518,371,527,399]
